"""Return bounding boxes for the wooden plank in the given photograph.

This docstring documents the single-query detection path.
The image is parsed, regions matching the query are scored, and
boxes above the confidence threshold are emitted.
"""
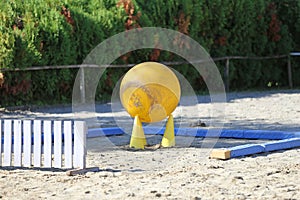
[224,58,230,92]
[287,55,293,89]
[54,121,62,168]
[0,120,2,166]
[64,121,73,168]
[33,120,42,167]
[43,121,52,168]
[3,120,12,166]
[13,120,22,167]
[23,120,32,167]
[66,167,99,176]
[210,149,231,160]
[74,121,86,169]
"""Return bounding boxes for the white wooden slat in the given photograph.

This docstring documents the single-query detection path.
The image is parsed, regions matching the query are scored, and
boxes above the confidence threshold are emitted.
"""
[33,120,42,167]
[54,121,62,168]
[1,120,86,169]
[64,121,73,168]
[43,121,52,168]
[13,120,22,167]
[0,120,2,166]
[73,121,86,169]
[3,120,12,166]
[23,120,32,167]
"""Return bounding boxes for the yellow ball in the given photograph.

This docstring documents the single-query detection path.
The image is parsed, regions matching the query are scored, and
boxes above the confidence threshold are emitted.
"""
[120,62,181,123]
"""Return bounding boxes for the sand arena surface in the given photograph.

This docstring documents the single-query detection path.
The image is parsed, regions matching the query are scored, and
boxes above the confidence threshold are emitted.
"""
[0,89,300,199]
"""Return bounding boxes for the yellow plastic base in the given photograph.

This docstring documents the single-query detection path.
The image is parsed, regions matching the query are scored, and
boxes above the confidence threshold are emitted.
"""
[129,116,147,149]
[161,115,175,147]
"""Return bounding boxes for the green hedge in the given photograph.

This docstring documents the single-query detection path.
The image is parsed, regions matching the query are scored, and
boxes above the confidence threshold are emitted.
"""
[0,0,299,106]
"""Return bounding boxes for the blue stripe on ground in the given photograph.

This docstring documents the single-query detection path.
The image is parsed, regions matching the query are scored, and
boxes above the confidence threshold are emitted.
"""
[228,138,300,158]
[262,138,300,152]
[143,127,164,135]
[144,127,298,140]
[243,130,295,139]
[87,127,125,138]
[230,144,265,158]
[293,132,300,138]
[217,129,296,139]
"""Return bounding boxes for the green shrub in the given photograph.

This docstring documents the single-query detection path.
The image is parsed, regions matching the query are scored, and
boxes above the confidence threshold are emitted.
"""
[0,0,299,106]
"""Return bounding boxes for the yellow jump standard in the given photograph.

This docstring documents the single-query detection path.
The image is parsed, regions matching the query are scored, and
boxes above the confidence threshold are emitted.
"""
[119,62,181,149]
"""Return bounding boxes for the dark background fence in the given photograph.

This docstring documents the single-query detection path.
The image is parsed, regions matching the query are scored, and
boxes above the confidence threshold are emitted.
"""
[1,52,299,105]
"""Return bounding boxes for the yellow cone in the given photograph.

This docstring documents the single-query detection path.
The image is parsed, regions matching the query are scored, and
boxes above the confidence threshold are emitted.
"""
[130,115,147,149]
[161,115,175,147]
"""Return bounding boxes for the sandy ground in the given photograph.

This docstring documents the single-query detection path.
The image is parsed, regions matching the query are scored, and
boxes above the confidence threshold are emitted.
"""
[1,89,300,199]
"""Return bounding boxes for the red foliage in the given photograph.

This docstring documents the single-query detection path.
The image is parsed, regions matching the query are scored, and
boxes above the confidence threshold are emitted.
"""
[149,48,161,61]
[61,6,75,28]
[150,10,192,61]
[173,11,191,49]
[12,16,24,30]
[2,78,31,96]
[267,3,281,42]
[117,0,142,63]
[176,12,190,35]
[257,15,263,21]
[117,0,141,30]
[215,36,227,46]
[105,73,113,88]
[59,82,70,93]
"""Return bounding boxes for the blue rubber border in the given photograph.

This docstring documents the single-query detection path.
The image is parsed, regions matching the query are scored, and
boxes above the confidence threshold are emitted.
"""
[86,126,300,159]
[229,138,300,158]
[88,127,125,138]
[86,126,300,140]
